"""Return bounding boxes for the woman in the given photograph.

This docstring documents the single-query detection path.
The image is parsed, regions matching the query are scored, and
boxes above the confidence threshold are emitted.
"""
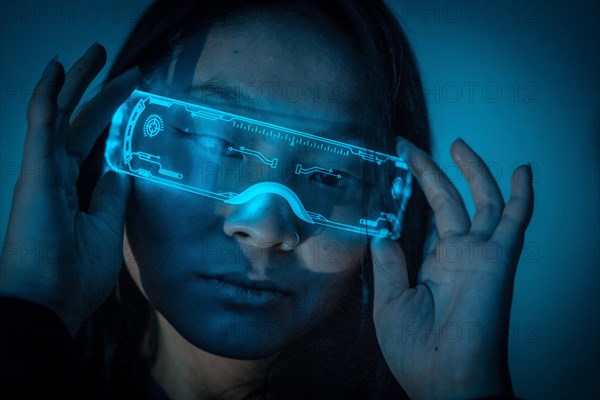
[0,0,533,398]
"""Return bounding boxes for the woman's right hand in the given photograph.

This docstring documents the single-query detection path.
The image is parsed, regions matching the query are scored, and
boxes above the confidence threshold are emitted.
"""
[0,43,141,335]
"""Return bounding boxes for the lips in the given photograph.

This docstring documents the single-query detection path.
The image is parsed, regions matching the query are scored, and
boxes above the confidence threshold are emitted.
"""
[198,272,291,297]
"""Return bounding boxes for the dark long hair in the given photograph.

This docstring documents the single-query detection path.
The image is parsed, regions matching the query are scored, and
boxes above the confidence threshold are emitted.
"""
[75,1,431,398]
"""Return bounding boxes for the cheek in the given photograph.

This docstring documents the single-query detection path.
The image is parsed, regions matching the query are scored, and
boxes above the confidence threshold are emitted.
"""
[126,181,221,256]
[124,182,230,303]
[297,231,367,274]
[291,234,365,322]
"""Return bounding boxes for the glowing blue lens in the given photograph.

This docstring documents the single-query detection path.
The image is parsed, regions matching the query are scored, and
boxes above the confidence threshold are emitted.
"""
[105,90,412,239]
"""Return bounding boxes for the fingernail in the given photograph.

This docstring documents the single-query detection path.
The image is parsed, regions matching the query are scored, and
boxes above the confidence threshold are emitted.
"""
[84,41,105,59]
[119,66,143,85]
[42,54,59,78]
[87,41,100,51]
[524,163,534,184]
[131,66,143,80]
[396,136,411,148]
[395,136,407,157]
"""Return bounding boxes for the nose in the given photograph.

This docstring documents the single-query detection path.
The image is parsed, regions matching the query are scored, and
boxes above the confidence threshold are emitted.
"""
[222,192,302,251]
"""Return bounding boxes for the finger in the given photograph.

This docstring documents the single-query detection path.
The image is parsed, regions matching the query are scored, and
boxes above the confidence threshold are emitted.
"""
[57,42,107,125]
[87,170,132,239]
[371,237,409,318]
[397,137,470,237]
[451,139,504,238]
[491,165,534,256]
[67,66,142,163]
[23,56,65,163]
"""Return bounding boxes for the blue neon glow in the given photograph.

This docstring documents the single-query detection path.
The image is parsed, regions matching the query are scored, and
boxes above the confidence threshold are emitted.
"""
[105,90,413,239]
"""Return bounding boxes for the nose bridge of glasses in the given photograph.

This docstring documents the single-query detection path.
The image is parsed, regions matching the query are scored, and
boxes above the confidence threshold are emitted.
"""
[224,181,315,224]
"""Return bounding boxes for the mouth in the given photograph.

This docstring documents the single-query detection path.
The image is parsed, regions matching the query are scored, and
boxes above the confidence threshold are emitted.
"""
[197,272,291,305]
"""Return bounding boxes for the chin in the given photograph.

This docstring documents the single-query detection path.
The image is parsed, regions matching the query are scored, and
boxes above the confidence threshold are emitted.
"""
[153,301,294,360]
[177,319,289,360]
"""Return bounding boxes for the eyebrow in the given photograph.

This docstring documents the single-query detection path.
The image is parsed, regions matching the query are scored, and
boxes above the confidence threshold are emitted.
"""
[189,81,245,104]
[185,81,366,146]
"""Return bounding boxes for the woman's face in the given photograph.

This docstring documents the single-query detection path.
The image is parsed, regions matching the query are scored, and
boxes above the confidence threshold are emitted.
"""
[126,10,370,359]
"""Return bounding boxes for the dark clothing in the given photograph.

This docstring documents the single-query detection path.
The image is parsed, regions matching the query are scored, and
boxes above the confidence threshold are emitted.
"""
[1,296,76,398]
[1,296,517,400]
[0,296,167,400]
[0,294,410,400]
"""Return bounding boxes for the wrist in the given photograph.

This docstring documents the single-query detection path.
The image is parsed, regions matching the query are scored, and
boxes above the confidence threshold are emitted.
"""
[0,277,86,337]
[405,362,514,400]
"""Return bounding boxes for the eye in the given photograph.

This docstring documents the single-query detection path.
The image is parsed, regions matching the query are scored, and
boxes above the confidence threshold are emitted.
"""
[313,171,342,187]
[173,127,241,159]
[311,170,361,189]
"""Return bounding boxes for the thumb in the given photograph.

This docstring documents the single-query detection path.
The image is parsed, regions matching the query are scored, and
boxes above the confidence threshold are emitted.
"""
[87,170,131,236]
[371,237,410,316]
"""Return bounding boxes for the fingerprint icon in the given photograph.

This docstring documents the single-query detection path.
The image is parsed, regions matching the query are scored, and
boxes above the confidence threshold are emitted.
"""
[143,114,164,137]
[391,176,404,200]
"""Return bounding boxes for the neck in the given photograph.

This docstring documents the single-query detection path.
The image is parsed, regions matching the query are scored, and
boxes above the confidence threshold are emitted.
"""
[151,311,276,400]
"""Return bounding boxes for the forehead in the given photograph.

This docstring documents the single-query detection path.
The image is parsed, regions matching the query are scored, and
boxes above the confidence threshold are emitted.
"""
[180,10,368,137]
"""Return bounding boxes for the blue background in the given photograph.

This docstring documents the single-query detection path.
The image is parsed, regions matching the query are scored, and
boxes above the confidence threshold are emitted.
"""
[1,1,598,398]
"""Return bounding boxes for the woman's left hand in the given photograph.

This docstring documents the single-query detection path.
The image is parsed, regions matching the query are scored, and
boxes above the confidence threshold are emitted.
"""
[372,138,534,399]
